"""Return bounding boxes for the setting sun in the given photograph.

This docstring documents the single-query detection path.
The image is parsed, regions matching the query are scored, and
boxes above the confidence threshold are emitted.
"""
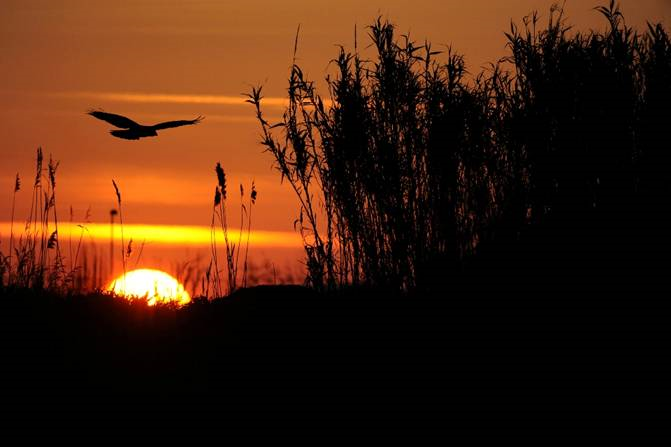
[107,269,191,306]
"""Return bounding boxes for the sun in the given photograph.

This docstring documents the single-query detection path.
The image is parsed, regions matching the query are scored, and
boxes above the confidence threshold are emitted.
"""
[107,268,191,306]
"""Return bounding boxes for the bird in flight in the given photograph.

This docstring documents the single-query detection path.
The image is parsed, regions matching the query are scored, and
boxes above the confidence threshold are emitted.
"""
[87,110,204,140]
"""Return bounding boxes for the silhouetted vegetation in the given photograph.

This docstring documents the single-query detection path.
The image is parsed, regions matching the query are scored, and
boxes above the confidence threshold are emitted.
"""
[250,1,671,293]
[0,148,101,293]
[1,149,269,298]
[208,162,258,297]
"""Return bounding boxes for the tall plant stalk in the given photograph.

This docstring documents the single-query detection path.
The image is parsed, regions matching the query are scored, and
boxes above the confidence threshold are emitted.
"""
[112,180,126,291]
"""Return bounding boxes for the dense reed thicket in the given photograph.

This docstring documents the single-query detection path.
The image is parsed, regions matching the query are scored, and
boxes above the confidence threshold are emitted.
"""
[249,2,671,292]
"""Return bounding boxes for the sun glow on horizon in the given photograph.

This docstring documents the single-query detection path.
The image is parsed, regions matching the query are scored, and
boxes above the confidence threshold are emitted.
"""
[107,268,191,306]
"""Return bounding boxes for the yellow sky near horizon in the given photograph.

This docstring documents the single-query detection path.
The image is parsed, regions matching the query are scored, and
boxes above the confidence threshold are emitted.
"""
[1,0,669,245]
[0,222,302,248]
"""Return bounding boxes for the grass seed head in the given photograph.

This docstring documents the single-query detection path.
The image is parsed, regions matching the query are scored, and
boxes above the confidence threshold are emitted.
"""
[213,187,221,207]
[215,162,227,199]
[112,179,121,204]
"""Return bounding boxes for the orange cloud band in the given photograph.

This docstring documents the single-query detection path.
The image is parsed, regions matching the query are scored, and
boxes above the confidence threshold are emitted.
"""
[50,91,332,108]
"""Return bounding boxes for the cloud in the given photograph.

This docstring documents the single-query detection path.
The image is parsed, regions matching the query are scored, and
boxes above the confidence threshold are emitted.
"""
[51,90,332,109]
[51,91,289,107]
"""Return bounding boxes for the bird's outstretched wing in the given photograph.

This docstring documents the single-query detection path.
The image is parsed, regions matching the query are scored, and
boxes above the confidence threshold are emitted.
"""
[88,110,140,129]
[151,116,204,131]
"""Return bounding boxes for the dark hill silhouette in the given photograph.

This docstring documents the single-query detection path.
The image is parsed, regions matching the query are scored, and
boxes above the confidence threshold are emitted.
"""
[1,284,667,438]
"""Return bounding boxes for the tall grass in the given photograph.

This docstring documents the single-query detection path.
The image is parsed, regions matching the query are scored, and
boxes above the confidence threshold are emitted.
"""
[0,148,100,292]
[242,181,257,288]
[111,179,128,292]
[209,162,258,297]
[247,20,517,291]
[1,152,263,299]
[250,1,671,292]
[7,173,20,284]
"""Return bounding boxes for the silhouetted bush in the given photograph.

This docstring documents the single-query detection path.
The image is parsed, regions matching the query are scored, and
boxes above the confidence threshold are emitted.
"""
[250,1,670,293]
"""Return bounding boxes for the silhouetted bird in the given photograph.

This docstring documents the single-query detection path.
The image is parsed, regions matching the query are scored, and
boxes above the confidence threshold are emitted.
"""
[87,110,204,140]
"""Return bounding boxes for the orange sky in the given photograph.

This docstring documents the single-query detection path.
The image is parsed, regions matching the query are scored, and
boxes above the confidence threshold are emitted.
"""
[1,0,669,277]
